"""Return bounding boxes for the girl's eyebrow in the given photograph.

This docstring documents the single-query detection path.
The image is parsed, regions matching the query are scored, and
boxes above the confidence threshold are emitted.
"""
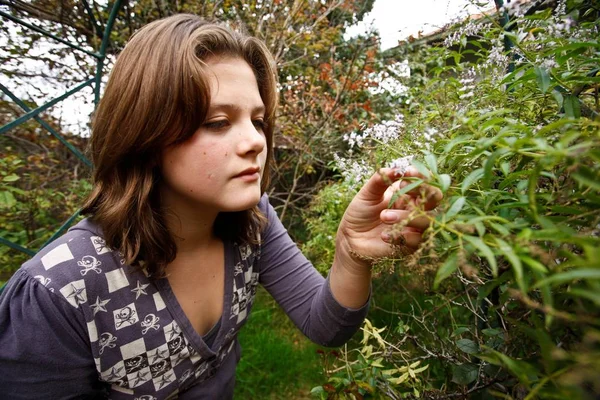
[209,103,266,114]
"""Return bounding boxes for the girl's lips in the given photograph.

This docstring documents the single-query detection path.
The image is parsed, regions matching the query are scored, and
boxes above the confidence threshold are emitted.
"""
[235,172,260,182]
[234,167,260,181]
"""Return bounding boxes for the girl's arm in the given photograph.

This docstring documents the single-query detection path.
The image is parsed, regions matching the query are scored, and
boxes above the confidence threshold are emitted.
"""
[330,167,442,308]
[257,196,369,347]
[0,269,105,398]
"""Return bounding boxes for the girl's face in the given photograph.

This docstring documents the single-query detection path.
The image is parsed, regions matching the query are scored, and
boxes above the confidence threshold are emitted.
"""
[160,56,267,218]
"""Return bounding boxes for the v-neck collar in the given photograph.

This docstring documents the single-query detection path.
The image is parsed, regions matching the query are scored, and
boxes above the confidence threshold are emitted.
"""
[155,240,233,359]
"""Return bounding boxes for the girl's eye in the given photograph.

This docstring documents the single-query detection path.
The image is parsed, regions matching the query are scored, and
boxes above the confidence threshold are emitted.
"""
[253,120,266,131]
[203,120,229,130]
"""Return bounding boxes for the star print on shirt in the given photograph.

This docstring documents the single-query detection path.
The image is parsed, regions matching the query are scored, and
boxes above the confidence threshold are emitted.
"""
[149,347,169,364]
[171,350,187,366]
[90,296,111,315]
[131,280,150,300]
[131,369,151,386]
[165,323,182,341]
[66,284,86,306]
[105,365,124,381]
[157,371,175,389]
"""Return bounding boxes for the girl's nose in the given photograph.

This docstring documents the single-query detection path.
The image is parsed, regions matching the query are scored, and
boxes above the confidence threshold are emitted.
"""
[238,121,266,155]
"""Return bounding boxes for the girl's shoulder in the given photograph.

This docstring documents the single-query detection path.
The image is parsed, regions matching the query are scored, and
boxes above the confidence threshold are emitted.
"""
[19,218,132,307]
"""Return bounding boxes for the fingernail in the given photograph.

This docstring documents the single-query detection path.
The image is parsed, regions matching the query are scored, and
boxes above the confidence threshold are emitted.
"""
[383,210,399,222]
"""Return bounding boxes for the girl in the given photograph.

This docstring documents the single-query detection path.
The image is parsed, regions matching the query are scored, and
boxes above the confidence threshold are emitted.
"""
[0,14,441,399]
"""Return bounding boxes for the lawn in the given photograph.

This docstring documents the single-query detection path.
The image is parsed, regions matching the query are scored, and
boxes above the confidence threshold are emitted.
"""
[234,287,326,399]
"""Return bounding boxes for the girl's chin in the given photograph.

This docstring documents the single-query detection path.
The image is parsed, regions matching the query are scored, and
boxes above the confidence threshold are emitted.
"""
[223,192,262,212]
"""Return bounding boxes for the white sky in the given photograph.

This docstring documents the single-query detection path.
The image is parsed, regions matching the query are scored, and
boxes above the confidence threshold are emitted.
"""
[347,0,496,50]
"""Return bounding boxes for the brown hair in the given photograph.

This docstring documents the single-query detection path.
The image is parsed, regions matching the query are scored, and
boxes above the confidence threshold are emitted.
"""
[82,14,278,277]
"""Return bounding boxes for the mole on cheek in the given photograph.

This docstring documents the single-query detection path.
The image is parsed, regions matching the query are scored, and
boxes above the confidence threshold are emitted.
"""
[208,173,214,180]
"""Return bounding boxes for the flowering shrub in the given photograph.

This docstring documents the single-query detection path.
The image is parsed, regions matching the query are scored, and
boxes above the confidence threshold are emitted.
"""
[307,1,600,398]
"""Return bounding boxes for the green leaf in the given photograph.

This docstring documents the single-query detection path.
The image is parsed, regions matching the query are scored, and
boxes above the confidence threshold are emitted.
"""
[434,252,458,289]
[478,349,540,384]
[411,159,431,179]
[451,363,478,385]
[533,269,600,288]
[563,95,581,118]
[444,135,473,153]
[413,364,429,374]
[310,386,326,396]
[371,357,384,368]
[534,66,551,93]
[495,238,525,291]
[456,338,479,354]
[355,380,375,393]
[446,196,466,219]
[425,153,438,175]
[520,255,548,274]
[554,41,600,53]
[529,229,583,242]
[481,328,502,337]
[551,89,564,109]
[438,174,451,193]
[451,327,471,337]
[461,168,484,194]
[572,167,600,192]
[483,150,505,188]
[535,270,554,328]
[388,371,409,385]
[388,179,424,208]
[568,288,600,306]
[2,174,19,182]
[489,222,510,236]
[0,190,17,208]
[498,170,529,190]
[474,221,486,237]
[528,164,542,222]
[463,235,498,277]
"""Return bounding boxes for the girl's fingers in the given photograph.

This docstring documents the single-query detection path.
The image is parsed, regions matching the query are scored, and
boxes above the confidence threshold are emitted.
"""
[358,168,406,203]
[380,209,431,231]
[383,168,443,212]
[381,228,423,249]
[395,177,443,211]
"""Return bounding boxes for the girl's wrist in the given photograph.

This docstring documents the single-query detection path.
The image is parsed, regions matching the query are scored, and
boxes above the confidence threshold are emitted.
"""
[334,233,373,276]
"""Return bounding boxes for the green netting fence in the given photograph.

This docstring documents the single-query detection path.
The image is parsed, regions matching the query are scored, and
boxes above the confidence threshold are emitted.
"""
[0,0,122,261]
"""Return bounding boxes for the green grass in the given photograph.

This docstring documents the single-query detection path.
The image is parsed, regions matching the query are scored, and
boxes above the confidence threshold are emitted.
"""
[234,287,325,399]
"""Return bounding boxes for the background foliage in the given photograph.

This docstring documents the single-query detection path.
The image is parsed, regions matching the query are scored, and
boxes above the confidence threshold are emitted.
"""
[306,0,600,398]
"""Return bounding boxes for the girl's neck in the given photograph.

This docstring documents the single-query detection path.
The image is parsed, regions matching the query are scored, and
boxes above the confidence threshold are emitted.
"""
[162,201,220,253]
[167,214,219,253]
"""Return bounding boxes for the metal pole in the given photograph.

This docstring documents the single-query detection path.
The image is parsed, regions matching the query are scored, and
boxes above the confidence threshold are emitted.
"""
[0,84,92,168]
[0,78,95,135]
[0,10,102,59]
[493,0,516,74]
[0,237,36,257]
[94,0,123,105]
[38,210,82,251]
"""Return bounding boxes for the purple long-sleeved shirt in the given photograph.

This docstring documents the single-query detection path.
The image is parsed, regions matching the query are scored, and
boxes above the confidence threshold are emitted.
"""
[0,196,369,399]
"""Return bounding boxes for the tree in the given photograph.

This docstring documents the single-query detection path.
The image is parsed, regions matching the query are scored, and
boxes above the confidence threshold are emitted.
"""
[1,0,399,268]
